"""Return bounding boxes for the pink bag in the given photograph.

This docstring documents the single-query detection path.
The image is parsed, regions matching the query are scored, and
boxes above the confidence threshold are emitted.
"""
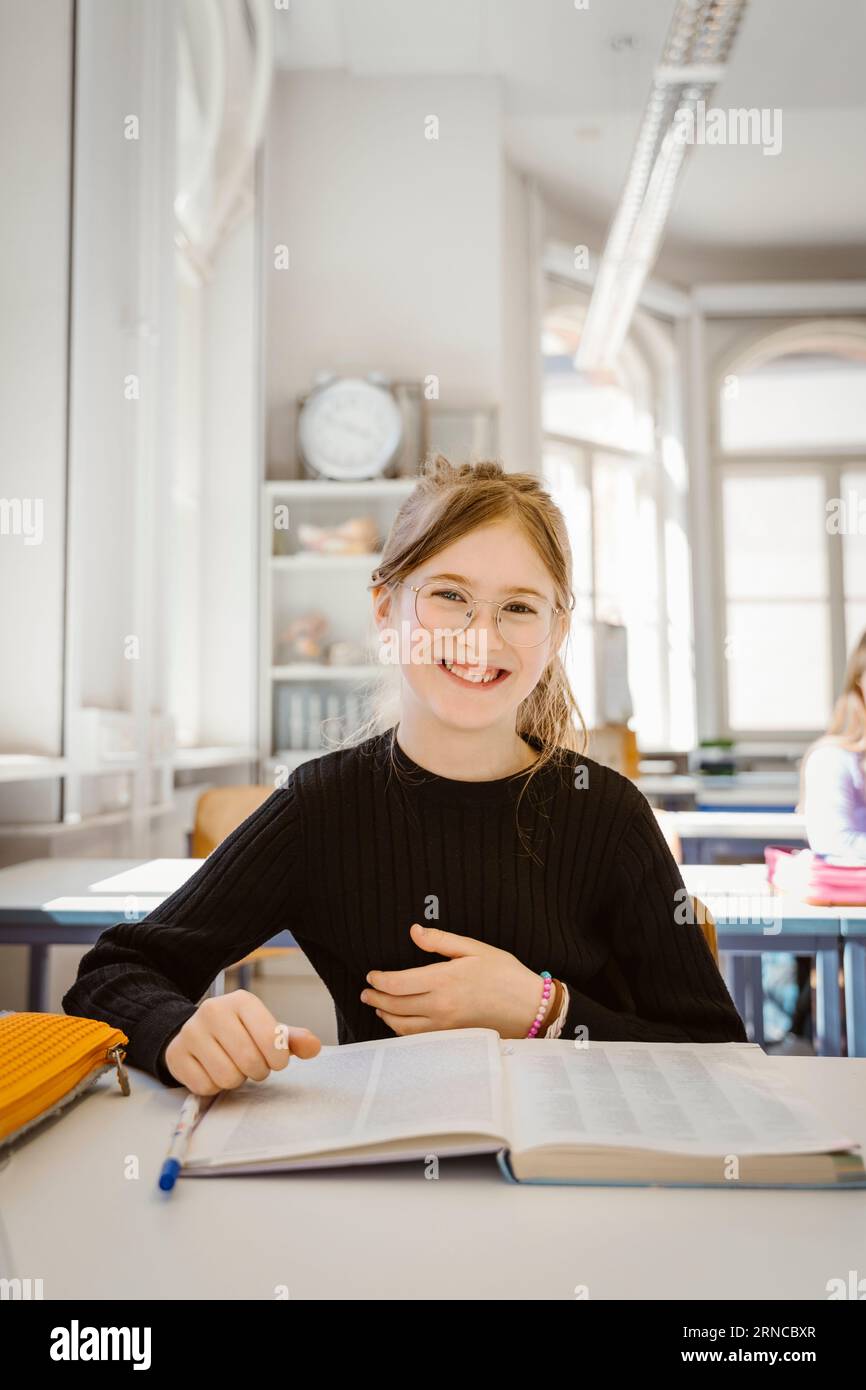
[764,844,866,906]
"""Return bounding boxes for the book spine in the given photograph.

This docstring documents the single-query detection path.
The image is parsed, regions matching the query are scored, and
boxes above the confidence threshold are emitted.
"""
[495,1147,519,1184]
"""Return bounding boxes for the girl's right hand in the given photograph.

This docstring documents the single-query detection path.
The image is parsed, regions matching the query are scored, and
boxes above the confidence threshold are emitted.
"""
[163,989,322,1095]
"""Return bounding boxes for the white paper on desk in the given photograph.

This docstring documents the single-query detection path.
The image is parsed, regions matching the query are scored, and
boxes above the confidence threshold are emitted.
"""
[184,1028,506,1168]
[41,895,165,915]
[88,859,204,893]
[502,1040,858,1159]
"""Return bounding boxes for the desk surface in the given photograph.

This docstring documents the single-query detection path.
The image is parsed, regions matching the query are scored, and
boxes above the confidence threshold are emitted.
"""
[671,810,807,838]
[682,864,866,925]
[1,1057,864,1300]
[1,857,859,930]
[0,859,200,911]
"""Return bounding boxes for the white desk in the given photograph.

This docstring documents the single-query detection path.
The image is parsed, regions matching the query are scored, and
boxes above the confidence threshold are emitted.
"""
[683,864,866,1059]
[639,774,800,812]
[0,858,284,1011]
[3,857,860,1054]
[682,864,848,1056]
[672,811,807,841]
[1,1057,864,1300]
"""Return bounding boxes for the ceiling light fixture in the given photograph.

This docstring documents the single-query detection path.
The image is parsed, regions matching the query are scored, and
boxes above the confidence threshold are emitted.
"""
[576,0,749,371]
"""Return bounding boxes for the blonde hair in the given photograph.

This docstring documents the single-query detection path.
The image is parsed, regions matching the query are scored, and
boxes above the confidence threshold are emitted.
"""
[798,628,866,810]
[328,455,587,831]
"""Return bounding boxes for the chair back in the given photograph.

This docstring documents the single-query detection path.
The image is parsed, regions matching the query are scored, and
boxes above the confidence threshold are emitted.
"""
[191,785,273,858]
[691,895,719,964]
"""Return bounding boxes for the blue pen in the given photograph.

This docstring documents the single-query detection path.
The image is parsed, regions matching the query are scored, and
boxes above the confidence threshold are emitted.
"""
[158,1092,204,1192]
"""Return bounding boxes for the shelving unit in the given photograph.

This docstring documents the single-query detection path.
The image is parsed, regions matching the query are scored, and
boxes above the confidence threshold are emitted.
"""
[272,552,383,573]
[260,477,414,775]
[0,756,69,784]
[270,663,383,680]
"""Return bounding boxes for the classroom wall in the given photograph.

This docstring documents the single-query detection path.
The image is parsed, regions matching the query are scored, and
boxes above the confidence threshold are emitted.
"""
[263,71,504,474]
[500,162,539,472]
[0,0,72,759]
[194,209,261,748]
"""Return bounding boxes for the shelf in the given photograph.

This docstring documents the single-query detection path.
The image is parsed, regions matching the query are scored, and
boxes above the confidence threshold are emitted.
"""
[261,477,409,776]
[264,478,417,500]
[0,754,179,782]
[0,756,69,784]
[173,746,259,771]
[271,552,382,570]
[0,801,177,837]
[68,758,175,775]
[271,664,383,681]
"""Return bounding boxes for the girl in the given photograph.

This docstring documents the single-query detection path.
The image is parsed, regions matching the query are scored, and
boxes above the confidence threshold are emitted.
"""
[802,630,866,860]
[63,456,746,1095]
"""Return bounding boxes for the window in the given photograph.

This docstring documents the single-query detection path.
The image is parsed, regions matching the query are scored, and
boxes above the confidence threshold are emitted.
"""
[541,286,694,749]
[542,307,654,454]
[542,441,596,728]
[720,471,832,730]
[720,336,866,452]
[715,321,866,736]
[841,468,866,653]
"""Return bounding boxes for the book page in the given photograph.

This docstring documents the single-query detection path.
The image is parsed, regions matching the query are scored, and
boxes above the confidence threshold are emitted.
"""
[185,1027,506,1167]
[501,1040,858,1158]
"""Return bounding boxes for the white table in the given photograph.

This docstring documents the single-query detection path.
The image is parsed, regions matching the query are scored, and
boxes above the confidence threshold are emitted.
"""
[3,857,861,1055]
[671,810,807,840]
[669,810,807,863]
[0,858,290,1010]
[1,1056,864,1300]
[639,774,800,812]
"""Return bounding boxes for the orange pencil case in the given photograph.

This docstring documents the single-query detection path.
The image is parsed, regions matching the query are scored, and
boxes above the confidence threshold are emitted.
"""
[0,1011,129,1149]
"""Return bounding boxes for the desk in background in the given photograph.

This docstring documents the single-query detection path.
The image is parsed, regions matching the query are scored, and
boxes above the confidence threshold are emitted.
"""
[0,858,295,1012]
[2,858,864,1057]
[682,863,866,1058]
[670,810,807,864]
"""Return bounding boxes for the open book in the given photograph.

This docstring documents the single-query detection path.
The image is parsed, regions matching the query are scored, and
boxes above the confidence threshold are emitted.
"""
[180,1029,866,1189]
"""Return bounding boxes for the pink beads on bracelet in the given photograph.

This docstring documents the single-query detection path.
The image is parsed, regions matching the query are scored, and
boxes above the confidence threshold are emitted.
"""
[526,970,553,1037]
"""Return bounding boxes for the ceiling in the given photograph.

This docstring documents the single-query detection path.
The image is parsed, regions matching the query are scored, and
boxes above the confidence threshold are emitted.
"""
[271,0,866,254]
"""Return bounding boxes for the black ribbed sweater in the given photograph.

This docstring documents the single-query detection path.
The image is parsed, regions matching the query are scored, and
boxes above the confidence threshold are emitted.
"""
[62,728,747,1086]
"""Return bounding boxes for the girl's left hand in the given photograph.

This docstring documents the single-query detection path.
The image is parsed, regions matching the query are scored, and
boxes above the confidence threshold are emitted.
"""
[359,923,551,1038]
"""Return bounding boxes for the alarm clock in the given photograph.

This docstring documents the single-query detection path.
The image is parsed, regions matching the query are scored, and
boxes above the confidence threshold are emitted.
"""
[297,374,404,480]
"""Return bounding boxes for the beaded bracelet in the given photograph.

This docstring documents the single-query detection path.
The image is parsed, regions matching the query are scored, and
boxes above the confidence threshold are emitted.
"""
[526,970,554,1038]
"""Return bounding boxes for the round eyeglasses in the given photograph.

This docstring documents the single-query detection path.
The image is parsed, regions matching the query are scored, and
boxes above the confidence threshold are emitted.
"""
[399,579,572,648]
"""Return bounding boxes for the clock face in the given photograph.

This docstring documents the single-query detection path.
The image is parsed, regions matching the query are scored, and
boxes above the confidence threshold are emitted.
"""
[298,377,403,480]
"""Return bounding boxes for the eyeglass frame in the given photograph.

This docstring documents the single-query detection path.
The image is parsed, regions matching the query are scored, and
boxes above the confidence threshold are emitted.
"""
[396,579,574,649]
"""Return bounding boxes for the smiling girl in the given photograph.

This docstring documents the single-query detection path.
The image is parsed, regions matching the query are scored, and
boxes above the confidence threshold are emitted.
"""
[64,456,746,1093]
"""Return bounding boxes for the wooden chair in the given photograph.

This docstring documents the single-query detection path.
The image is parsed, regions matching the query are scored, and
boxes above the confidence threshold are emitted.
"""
[191,785,293,993]
[692,895,719,965]
[191,785,273,858]
[652,806,682,863]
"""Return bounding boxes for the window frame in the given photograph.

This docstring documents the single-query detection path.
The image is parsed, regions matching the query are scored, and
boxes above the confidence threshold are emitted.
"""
[712,318,866,740]
[541,286,692,750]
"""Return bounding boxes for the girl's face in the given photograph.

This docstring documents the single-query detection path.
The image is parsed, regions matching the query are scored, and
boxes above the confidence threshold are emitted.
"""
[375,521,565,734]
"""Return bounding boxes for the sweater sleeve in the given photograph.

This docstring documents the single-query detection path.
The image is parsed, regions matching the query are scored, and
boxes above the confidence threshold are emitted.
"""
[560,792,747,1045]
[804,744,866,860]
[61,781,305,1086]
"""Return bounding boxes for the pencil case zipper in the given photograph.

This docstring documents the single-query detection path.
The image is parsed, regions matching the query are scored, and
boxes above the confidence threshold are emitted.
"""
[0,1039,130,1137]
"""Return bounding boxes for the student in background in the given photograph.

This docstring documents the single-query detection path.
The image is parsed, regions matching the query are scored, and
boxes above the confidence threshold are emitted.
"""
[802,630,866,860]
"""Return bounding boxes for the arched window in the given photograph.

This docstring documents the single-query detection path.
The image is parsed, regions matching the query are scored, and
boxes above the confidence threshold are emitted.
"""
[542,304,655,455]
[715,320,866,735]
[719,323,866,453]
[541,287,694,751]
